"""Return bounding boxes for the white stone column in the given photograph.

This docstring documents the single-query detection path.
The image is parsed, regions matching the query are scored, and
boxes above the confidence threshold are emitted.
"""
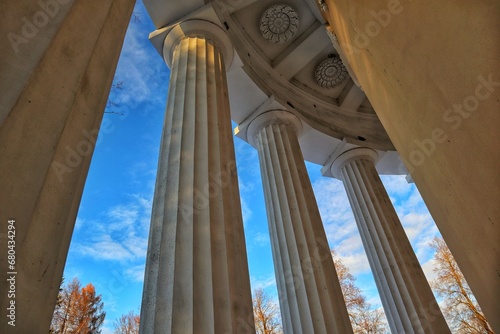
[139,20,254,334]
[330,148,450,334]
[0,1,135,332]
[247,110,353,334]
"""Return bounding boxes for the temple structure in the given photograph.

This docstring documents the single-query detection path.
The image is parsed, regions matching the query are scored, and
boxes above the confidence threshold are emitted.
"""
[1,0,498,333]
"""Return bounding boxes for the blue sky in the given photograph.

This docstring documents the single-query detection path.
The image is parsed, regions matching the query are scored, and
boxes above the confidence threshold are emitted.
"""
[63,2,443,332]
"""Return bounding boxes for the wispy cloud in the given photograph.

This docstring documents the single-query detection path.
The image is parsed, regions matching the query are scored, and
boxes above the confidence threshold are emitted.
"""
[251,274,277,291]
[421,258,439,282]
[240,196,253,224]
[125,264,146,282]
[253,231,270,247]
[77,235,137,261]
[73,194,151,262]
[382,176,441,266]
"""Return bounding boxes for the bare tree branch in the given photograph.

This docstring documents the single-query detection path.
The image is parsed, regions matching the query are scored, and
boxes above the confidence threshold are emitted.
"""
[430,237,494,334]
[331,250,388,334]
[253,288,283,334]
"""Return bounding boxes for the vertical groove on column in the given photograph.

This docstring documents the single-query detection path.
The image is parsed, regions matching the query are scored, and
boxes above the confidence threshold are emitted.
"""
[256,121,353,334]
[340,157,450,334]
[193,37,214,334]
[140,36,253,334]
[207,39,230,334]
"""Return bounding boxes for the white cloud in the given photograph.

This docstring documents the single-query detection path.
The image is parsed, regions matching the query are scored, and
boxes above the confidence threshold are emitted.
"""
[76,234,135,261]
[421,258,438,283]
[125,264,146,282]
[101,324,114,334]
[74,195,151,262]
[74,217,85,231]
[380,174,412,198]
[240,196,253,224]
[238,179,255,194]
[107,205,139,231]
[251,274,277,291]
[253,231,270,247]
[340,252,371,275]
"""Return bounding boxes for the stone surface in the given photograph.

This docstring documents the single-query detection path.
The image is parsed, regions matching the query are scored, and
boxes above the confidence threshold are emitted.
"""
[250,110,353,334]
[139,25,254,334]
[0,0,136,332]
[322,1,500,329]
[331,148,450,333]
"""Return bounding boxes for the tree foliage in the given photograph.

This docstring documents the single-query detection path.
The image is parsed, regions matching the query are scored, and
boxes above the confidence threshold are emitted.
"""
[253,288,283,334]
[50,277,106,333]
[331,250,388,334]
[113,310,140,334]
[430,237,494,334]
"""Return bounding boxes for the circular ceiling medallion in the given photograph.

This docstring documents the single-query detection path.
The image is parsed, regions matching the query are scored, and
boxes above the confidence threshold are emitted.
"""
[260,4,299,44]
[315,56,348,88]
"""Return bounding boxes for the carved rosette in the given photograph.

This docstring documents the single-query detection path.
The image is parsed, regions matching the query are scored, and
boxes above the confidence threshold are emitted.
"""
[315,56,348,88]
[260,4,299,44]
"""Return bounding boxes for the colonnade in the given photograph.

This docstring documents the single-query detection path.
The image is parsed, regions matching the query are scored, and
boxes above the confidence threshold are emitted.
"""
[139,19,450,333]
[2,2,487,332]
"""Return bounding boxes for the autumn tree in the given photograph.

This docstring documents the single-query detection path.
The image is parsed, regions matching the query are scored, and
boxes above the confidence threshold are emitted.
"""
[113,310,140,334]
[429,237,494,334]
[331,250,388,334]
[253,288,283,334]
[50,277,106,333]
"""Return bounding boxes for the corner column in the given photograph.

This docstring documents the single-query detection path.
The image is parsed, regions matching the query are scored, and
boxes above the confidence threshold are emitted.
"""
[330,148,450,333]
[139,20,254,334]
[0,1,135,332]
[248,110,353,334]
[321,1,499,328]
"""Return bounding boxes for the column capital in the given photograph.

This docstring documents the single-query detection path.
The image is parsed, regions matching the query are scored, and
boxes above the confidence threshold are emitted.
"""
[163,19,233,69]
[330,147,379,179]
[246,110,303,147]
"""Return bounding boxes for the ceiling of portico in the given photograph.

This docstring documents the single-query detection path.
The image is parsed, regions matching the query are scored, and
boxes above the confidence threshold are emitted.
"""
[144,0,406,174]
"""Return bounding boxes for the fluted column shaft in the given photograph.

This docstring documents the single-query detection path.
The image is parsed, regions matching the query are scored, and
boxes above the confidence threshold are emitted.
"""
[0,1,135,332]
[333,148,450,334]
[139,23,254,334]
[251,111,353,334]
